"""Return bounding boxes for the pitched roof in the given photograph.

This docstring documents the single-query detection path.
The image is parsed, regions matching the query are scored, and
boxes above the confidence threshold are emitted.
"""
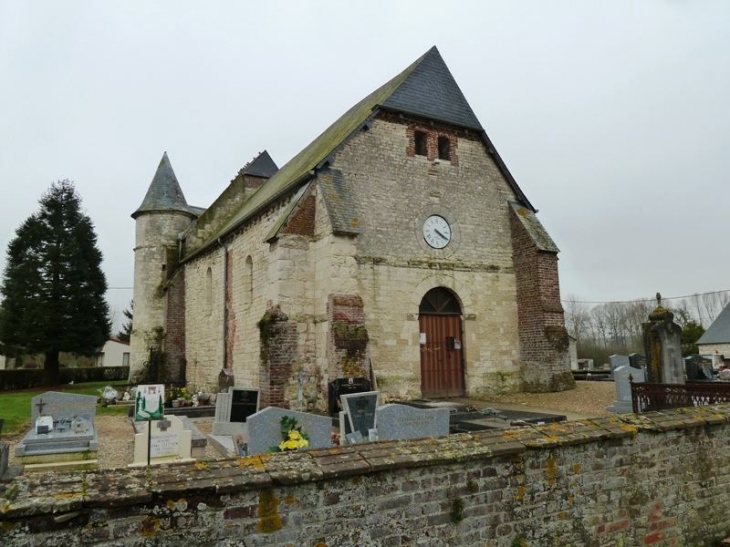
[698,302,730,345]
[132,152,197,219]
[381,46,482,130]
[241,150,278,178]
[185,46,534,259]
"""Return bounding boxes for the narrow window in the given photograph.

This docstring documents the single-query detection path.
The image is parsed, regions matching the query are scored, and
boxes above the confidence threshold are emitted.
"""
[415,131,428,156]
[205,267,213,316]
[438,136,451,161]
[244,256,253,307]
[122,352,130,366]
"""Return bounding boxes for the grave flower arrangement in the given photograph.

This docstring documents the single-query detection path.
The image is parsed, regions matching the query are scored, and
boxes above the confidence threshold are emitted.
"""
[271,416,310,452]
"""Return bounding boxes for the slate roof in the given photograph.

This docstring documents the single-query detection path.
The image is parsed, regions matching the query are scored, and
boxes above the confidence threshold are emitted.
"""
[381,47,482,130]
[132,152,198,219]
[185,46,534,259]
[698,302,730,345]
[241,150,278,178]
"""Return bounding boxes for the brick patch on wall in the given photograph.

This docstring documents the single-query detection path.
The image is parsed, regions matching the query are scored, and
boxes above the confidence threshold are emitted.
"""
[258,305,297,408]
[327,294,370,379]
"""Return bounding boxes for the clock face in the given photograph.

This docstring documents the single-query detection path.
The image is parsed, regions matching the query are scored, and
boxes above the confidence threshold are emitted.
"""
[422,215,451,249]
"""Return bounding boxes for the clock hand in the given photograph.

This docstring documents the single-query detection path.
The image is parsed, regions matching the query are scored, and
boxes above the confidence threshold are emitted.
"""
[434,229,448,240]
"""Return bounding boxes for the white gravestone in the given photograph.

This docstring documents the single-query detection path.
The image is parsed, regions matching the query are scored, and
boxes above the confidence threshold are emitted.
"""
[130,415,193,466]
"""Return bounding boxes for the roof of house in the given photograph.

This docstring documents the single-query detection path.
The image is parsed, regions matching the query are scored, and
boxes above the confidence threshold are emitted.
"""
[132,152,199,219]
[698,302,730,345]
[185,46,534,259]
[509,202,560,252]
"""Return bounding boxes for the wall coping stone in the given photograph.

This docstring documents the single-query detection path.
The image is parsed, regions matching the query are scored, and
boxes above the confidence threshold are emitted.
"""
[3,404,730,521]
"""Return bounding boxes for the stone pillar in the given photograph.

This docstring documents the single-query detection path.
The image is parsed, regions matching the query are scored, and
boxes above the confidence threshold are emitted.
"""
[642,295,685,384]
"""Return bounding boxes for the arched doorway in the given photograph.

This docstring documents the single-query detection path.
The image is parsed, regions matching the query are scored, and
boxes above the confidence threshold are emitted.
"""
[419,287,465,398]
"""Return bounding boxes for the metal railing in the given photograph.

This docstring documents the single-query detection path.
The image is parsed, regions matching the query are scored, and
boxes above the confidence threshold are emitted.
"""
[630,380,730,413]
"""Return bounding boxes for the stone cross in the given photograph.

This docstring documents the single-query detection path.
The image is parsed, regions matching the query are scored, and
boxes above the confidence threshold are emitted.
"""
[156,419,172,432]
[35,398,46,416]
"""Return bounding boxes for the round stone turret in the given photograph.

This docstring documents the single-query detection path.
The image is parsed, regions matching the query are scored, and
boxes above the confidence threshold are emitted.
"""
[129,152,197,382]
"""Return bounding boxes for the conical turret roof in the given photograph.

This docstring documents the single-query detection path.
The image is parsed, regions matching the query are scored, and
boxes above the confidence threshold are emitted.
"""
[132,152,195,219]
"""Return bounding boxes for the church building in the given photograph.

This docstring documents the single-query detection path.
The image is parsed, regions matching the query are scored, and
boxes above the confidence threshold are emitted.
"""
[130,47,574,411]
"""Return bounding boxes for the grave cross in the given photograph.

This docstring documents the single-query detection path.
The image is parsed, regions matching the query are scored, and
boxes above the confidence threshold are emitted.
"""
[35,398,46,415]
[156,419,172,432]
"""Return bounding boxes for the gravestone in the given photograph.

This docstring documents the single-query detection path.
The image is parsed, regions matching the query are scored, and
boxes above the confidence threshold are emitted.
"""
[375,404,450,441]
[212,387,259,435]
[14,392,99,471]
[609,354,630,375]
[341,391,379,441]
[246,407,332,455]
[629,353,646,369]
[132,415,207,459]
[130,415,193,466]
[643,294,685,384]
[607,365,646,413]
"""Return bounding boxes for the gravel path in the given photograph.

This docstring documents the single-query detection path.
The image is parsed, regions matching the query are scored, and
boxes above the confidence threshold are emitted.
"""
[6,381,616,470]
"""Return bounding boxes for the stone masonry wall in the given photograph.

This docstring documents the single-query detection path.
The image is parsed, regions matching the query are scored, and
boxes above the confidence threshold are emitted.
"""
[130,211,194,382]
[321,115,523,398]
[509,209,573,393]
[163,270,186,382]
[4,406,730,546]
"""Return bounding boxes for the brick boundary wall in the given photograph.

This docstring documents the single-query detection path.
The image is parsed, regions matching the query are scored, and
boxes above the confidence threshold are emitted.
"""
[3,405,730,546]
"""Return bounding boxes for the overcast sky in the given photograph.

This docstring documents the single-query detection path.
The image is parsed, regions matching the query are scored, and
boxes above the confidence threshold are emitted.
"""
[1,1,729,332]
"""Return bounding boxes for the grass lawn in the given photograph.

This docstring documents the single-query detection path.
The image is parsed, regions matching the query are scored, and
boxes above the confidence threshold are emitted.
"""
[0,381,129,435]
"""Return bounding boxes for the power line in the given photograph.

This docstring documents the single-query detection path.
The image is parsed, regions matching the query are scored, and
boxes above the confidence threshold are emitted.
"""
[562,289,730,305]
[107,287,133,290]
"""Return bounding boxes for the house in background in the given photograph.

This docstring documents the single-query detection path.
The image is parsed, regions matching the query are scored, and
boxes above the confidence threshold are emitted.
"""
[97,338,131,367]
[697,302,730,367]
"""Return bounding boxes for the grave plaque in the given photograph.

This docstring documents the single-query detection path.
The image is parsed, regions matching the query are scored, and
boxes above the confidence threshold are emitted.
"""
[609,354,630,375]
[134,384,165,421]
[341,391,379,438]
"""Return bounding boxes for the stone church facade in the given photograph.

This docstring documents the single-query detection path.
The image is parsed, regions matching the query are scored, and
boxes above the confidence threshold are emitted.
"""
[130,47,574,410]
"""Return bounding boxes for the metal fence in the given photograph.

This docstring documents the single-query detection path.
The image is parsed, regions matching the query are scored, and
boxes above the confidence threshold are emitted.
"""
[631,381,730,413]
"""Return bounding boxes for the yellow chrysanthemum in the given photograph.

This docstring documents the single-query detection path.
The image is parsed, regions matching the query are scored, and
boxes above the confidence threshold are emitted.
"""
[288,430,302,441]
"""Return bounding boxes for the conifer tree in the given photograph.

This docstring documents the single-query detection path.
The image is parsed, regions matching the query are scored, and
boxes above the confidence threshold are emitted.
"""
[0,180,111,385]
[117,301,133,343]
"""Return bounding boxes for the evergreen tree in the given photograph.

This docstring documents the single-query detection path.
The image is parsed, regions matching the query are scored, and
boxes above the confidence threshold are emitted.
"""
[117,300,133,343]
[0,180,111,385]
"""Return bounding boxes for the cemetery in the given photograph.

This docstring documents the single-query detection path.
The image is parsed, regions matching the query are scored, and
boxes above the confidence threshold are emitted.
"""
[6,302,730,544]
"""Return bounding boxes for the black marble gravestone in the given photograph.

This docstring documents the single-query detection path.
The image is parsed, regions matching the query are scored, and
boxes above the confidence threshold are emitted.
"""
[230,389,259,423]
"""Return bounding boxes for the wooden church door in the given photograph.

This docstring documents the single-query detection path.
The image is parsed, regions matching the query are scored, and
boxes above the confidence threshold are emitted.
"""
[419,288,465,398]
